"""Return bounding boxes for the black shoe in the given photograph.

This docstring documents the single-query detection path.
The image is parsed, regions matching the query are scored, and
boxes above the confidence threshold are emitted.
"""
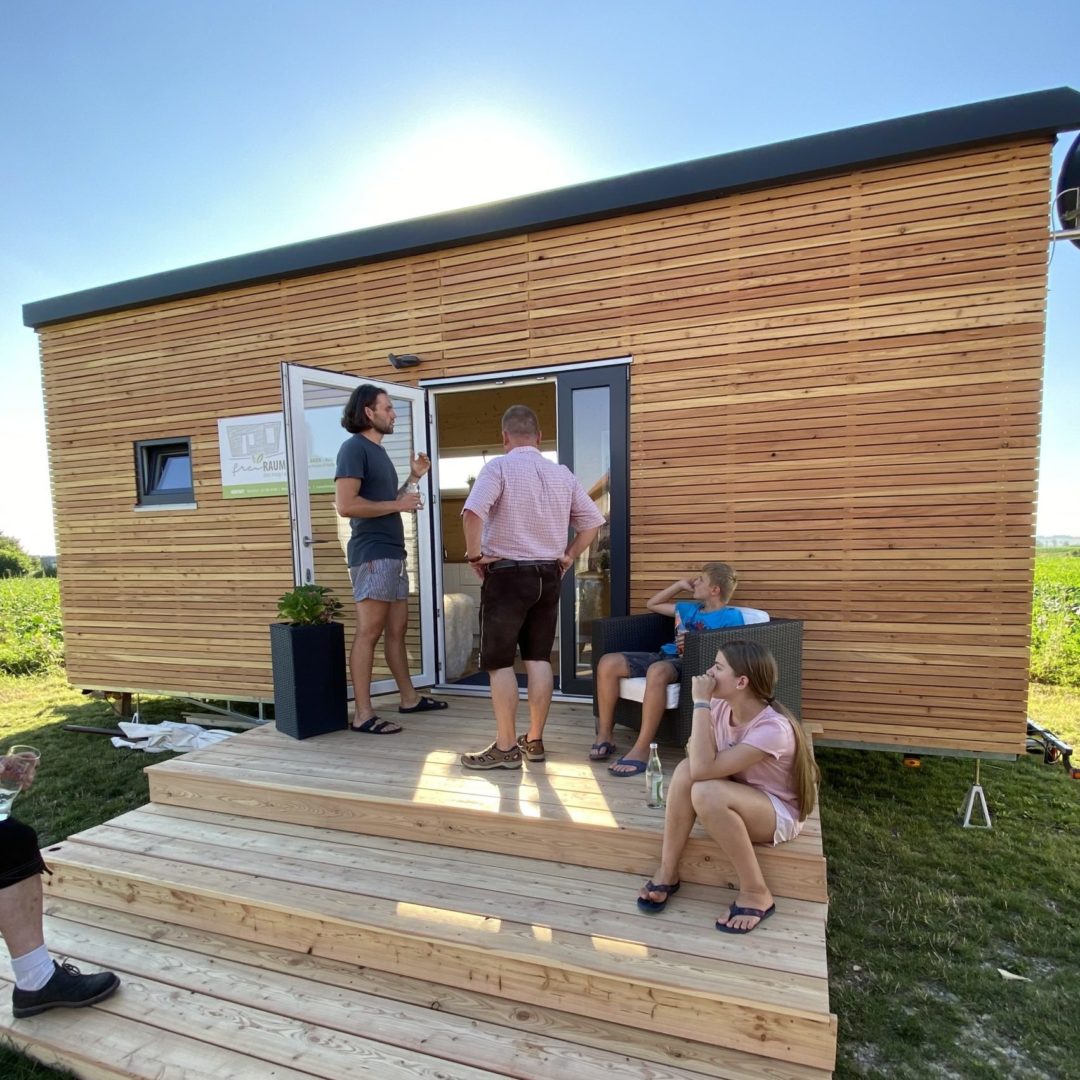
[12,960,120,1018]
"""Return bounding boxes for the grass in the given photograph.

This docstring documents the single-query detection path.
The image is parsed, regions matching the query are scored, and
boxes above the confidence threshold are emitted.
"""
[0,580,62,676]
[1032,550,1080,687]
[0,673,1078,1078]
[0,673,181,847]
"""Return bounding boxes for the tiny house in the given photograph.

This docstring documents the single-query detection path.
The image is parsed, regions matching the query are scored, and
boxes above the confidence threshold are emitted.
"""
[24,88,1080,756]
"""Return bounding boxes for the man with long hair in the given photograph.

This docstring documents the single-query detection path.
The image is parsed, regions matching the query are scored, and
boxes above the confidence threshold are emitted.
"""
[335,384,447,732]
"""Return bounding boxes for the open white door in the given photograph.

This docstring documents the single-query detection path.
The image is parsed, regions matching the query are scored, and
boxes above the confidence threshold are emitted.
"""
[281,363,437,693]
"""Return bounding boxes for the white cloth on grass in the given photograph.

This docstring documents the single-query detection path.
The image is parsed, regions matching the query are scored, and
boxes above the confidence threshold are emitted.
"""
[110,721,234,753]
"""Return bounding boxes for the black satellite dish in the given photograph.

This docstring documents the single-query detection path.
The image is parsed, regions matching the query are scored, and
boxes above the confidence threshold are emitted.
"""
[1056,132,1080,249]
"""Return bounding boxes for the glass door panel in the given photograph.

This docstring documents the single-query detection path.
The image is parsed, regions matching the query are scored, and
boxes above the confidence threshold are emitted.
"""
[557,365,629,696]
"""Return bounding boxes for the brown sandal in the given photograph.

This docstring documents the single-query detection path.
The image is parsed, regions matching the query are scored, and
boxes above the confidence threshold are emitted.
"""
[516,734,545,761]
[460,742,523,770]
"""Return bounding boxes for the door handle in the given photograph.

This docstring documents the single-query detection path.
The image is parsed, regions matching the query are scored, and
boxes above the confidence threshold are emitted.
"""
[302,536,329,547]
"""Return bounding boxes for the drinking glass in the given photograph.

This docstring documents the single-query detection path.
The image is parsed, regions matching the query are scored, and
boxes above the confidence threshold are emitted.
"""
[0,745,41,822]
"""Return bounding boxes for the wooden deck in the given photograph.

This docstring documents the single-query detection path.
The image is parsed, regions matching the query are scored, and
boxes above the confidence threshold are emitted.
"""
[2,696,836,1078]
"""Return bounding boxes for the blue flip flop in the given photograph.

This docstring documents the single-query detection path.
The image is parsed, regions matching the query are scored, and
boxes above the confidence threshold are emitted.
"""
[637,880,680,913]
[715,903,776,934]
[608,757,647,776]
[589,741,617,761]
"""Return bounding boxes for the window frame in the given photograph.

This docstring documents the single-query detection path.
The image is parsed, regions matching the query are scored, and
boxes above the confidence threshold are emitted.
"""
[134,437,194,507]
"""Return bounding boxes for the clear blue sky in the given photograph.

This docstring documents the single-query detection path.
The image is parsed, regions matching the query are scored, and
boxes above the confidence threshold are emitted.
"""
[2,1,1077,554]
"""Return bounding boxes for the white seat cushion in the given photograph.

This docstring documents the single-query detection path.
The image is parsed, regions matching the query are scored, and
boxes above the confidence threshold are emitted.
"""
[732,606,770,624]
[619,677,681,710]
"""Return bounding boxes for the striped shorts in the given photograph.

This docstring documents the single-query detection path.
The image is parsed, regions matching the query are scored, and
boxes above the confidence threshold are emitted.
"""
[349,559,409,602]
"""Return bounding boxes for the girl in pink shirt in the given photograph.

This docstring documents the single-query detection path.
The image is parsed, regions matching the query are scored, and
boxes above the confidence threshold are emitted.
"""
[637,640,819,933]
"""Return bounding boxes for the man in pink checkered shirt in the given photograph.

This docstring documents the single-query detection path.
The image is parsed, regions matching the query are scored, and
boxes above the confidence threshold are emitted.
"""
[460,405,605,770]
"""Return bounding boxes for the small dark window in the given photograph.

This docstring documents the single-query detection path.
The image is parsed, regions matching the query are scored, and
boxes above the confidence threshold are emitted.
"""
[135,438,193,506]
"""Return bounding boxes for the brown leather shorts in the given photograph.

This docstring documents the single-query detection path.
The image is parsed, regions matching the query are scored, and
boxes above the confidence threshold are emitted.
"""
[478,562,561,670]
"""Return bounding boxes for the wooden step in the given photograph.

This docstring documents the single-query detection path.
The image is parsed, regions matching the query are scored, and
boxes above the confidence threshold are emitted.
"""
[41,804,836,1072]
[145,707,829,903]
[2,896,833,1080]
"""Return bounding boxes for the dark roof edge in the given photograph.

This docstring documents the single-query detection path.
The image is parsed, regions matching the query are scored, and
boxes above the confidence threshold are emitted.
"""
[24,86,1080,329]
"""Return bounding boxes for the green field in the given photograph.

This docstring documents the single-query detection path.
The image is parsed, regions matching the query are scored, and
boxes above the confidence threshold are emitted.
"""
[0,578,63,676]
[1031,548,1080,686]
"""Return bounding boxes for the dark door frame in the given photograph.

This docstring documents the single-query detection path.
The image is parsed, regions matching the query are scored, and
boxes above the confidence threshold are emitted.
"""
[556,363,630,697]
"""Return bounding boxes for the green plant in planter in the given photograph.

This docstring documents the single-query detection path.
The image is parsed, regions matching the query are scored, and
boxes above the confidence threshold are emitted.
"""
[270,584,347,740]
[276,584,342,626]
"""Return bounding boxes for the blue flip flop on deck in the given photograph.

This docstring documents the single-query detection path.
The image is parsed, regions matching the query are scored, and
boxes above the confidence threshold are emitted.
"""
[608,756,647,776]
[715,902,776,934]
[637,880,680,913]
[589,741,617,761]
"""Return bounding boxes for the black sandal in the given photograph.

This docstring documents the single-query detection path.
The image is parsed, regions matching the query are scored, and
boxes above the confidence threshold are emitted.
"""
[350,716,403,734]
[398,696,449,714]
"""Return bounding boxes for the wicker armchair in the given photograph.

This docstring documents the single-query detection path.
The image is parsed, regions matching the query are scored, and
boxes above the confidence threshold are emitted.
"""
[590,614,804,746]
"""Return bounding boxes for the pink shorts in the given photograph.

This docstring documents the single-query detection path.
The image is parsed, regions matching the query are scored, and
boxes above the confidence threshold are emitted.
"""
[766,793,802,846]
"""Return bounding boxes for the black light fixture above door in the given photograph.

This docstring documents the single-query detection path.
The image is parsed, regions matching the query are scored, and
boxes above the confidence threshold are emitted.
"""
[388,352,422,369]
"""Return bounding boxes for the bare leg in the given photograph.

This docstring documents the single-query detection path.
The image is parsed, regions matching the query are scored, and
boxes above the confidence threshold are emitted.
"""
[488,666,520,751]
[640,759,696,903]
[595,652,630,748]
[351,599,390,724]
[0,876,45,958]
[612,660,678,775]
[383,598,420,708]
[691,779,777,930]
[523,659,553,741]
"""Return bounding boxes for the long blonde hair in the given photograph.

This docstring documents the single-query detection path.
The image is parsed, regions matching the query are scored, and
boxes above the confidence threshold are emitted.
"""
[718,639,820,821]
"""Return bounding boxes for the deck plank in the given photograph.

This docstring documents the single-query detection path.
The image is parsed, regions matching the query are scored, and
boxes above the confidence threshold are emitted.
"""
[145,716,828,902]
[37,898,834,1080]
[10,701,834,1076]
[44,838,836,1070]
[0,973,320,1080]
[68,810,828,979]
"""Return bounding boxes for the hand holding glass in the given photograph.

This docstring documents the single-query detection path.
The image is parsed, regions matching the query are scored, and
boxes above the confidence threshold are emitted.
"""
[0,745,40,821]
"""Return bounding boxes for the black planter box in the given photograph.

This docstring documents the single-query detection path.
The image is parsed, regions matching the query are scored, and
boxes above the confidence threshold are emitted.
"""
[269,621,348,740]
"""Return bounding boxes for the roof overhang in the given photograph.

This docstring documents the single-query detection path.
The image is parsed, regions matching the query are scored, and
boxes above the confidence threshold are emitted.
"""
[23,86,1080,329]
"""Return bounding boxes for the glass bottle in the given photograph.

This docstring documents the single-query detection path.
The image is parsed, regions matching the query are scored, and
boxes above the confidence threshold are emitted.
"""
[404,480,424,510]
[646,742,665,808]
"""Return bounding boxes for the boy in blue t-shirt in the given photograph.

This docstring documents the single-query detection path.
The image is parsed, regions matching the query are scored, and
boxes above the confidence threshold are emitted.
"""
[592,562,768,775]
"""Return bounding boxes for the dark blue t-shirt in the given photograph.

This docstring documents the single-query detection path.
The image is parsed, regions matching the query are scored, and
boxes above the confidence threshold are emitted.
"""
[335,434,405,565]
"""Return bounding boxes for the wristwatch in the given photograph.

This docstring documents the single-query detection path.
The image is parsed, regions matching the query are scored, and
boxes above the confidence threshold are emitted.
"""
[466,553,485,564]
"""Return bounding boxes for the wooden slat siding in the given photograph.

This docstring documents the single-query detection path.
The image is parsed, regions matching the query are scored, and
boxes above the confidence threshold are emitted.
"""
[38,137,1049,751]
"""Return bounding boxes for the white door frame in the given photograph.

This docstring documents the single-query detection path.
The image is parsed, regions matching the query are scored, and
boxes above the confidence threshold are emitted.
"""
[281,363,438,692]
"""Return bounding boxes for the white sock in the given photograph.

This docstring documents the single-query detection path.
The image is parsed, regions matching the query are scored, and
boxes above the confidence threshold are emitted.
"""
[12,945,54,991]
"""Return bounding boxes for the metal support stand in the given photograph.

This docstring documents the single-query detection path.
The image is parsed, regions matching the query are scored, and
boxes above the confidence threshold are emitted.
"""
[961,758,991,829]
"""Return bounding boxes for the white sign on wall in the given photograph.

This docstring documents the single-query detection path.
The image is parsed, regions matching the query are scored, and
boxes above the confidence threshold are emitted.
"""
[217,409,340,499]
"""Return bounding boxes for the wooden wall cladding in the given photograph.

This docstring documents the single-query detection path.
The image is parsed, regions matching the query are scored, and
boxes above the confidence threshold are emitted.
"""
[37,138,1051,753]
